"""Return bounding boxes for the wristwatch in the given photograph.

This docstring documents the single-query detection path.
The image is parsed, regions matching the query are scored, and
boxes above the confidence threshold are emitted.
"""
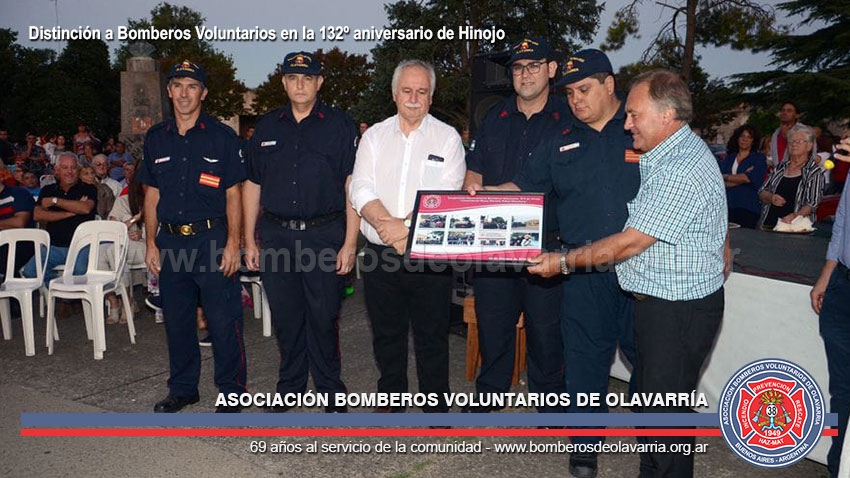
[51,197,58,205]
[403,218,411,228]
[559,253,571,276]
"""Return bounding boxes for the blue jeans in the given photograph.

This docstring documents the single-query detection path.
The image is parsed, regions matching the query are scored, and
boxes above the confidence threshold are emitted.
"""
[22,245,90,283]
[820,264,850,478]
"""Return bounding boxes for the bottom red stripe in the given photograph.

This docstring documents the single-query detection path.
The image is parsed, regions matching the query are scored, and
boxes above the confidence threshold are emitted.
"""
[19,428,839,438]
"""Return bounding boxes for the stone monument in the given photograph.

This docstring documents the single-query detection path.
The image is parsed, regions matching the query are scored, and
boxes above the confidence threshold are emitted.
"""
[119,42,163,160]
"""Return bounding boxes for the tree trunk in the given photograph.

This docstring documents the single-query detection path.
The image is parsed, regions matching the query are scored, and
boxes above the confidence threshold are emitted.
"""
[682,0,697,84]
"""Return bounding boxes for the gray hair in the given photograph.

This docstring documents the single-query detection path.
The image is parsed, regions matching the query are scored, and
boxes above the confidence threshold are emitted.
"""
[56,152,78,166]
[92,153,108,166]
[631,69,693,123]
[391,60,436,98]
[786,124,817,160]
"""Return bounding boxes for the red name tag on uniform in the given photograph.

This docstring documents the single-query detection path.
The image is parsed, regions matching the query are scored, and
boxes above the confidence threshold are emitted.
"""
[624,149,641,163]
[199,173,221,188]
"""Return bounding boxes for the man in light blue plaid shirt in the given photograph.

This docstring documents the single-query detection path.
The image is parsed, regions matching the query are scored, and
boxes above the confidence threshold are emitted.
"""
[528,69,729,477]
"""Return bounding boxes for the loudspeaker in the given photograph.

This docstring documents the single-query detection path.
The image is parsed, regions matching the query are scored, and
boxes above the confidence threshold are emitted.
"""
[470,51,513,135]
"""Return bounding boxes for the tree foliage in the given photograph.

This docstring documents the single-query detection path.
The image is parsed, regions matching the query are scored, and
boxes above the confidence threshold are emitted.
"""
[0,29,119,140]
[616,40,740,138]
[252,48,373,117]
[115,2,246,119]
[351,0,602,130]
[602,0,780,84]
[736,0,850,127]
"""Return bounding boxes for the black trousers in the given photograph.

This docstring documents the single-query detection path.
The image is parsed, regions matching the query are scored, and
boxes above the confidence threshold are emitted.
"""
[634,287,724,478]
[361,243,452,412]
[259,216,347,397]
[158,227,247,397]
[473,271,564,412]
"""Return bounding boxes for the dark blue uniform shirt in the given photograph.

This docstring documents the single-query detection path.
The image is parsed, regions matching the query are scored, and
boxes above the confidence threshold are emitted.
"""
[466,94,571,236]
[137,112,246,224]
[515,97,641,246]
[246,100,356,220]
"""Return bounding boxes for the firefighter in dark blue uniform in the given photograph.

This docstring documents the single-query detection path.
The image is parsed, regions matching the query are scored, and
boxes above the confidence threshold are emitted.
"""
[243,52,358,413]
[139,60,248,413]
[519,50,641,478]
[463,37,569,413]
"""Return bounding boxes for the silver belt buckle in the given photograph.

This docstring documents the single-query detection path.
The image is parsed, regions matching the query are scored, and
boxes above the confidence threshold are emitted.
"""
[287,219,306,231]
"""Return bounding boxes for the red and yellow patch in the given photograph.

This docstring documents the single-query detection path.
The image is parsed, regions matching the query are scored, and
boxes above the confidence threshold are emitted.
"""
[624,149,641,163]
[199,173,221,188]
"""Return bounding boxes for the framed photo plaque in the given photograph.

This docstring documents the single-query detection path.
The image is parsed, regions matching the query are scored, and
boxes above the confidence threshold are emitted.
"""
[405,190,545,266]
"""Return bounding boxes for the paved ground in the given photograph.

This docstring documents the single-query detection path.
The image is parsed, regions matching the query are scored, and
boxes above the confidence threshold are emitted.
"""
[0,281,830,478]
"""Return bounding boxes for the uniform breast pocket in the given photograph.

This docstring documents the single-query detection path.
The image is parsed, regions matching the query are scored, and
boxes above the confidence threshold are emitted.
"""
[422,158,445,188]
[481,142,506,179]
[251,142,282,178]
[153,158,176,180]
[198,161,225,193]
[550,156,584,197]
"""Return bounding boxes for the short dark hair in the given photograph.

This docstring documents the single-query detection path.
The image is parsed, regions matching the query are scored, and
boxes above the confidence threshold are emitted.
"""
[780,101,800,114]
[631,69,692,123]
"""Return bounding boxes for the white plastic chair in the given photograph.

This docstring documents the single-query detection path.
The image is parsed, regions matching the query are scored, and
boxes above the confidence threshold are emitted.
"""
[239,274,271,337]
[0,229,50,356]
[46,220,135,359]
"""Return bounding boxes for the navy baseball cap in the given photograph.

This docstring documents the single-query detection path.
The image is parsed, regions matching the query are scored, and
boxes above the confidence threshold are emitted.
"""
[167,59,207,85]
[556,49,613,87]
[508,37,552,64]
[281,51,321,75]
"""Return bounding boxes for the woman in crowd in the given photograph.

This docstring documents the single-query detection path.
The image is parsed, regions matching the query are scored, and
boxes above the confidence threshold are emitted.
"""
[73,123,94,155]
[78,142,96,166]
[50,135,68,167]
[721,124,767,228]
[79,165,96,185]
[758,124,825,229]
[101,158,149,324]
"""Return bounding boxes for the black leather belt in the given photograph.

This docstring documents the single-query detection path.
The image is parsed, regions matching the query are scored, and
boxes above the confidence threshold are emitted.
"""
[162,218,223,236]
[263,211,344,230]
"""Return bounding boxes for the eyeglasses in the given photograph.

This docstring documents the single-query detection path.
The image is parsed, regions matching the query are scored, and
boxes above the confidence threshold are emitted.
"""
[510,62,545,76]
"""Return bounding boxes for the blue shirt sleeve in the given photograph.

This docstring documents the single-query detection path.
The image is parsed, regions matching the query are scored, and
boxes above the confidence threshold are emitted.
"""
[137,133,157,188]
[12,187,35,214]
[221,130,247,189]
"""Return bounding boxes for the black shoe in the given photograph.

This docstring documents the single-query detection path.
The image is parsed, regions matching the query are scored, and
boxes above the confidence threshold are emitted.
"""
[569,452,598,478]
[264,404,294,413]
[325,405,348,413]
[145,294,162,311]
[216,404,244,413]
[154,394,200,413]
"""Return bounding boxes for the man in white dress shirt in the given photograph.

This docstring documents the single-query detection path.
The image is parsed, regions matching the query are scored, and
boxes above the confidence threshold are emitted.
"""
[350,59,465,414]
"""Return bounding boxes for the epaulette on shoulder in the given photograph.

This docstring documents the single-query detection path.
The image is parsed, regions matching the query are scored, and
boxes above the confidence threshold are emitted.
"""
[146,121,168,134]
[206,119,237,137]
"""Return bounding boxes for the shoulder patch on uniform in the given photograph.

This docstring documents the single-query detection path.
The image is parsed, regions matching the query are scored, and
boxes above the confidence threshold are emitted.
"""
[559,142,580,153]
